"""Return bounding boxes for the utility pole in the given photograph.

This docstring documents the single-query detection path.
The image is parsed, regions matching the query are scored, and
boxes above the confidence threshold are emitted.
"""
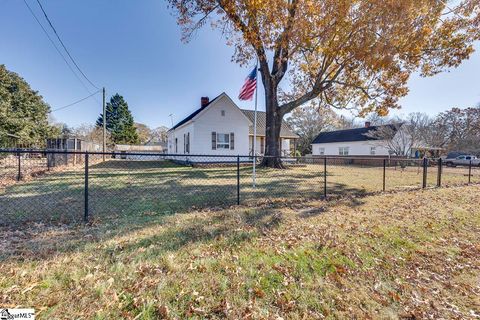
[102,87,106,161]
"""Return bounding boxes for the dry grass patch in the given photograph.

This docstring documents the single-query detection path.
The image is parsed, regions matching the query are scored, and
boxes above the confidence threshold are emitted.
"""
[1,186,480,319]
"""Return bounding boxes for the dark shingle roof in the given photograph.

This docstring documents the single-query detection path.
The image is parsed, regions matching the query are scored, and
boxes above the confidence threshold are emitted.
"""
[312,125,397,144]
[240,110,299,138]
[169,93,223,131]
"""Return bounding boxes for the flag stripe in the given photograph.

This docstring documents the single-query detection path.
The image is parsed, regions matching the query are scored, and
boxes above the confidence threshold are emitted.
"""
[239,84,256,99]
[238,66,257,101]
[239,82,256,100]
[239,81,256,95]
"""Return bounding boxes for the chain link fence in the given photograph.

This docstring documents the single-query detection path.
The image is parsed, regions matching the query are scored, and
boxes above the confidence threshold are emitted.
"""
[1,150,478,228]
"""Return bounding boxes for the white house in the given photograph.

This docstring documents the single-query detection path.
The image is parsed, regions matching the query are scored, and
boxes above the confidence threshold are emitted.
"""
[167,92,298,157]
[311,122,396,156]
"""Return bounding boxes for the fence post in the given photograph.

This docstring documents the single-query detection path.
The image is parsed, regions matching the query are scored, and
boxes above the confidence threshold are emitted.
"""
[84,152,89,223]
[422,158,428,189]
[323,157,327,198]
[437,158,442,187]
[468,159,472,184]
[236,155,240,205]
[383,158,386,192]
[17,151,21,181]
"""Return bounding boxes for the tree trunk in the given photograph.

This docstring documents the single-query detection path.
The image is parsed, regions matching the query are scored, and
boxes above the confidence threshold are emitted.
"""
[259,86,285,168]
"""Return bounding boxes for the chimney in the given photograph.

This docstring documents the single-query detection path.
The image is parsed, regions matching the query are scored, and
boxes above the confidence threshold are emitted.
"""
[365,121,371,128]
[201,96,210,108]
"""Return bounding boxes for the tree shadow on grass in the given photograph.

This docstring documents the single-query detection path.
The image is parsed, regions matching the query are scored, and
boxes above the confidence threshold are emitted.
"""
[0,205,284,264]
[0,161,374,263]
[0,164,371,228]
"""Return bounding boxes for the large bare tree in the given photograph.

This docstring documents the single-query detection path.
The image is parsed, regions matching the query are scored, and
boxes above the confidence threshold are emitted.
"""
[286,103,339,155]
[365,113,434,156]
[433,106,480,154]
[168,0,480,167]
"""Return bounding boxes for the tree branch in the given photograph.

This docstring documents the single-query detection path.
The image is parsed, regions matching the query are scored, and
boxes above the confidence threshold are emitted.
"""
[279,63,345,116]
[184,5,220,41]
[272,0,299,83]
[216,0,272,85]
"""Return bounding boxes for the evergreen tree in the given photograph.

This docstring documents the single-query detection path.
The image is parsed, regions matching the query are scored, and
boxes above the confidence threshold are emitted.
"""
[96,94,139,144]
[0,64,58,148]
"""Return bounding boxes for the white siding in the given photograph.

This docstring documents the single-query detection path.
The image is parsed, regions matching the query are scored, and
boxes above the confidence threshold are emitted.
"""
[167,122,194,155]
[193,95,250,155]
[168,95,251,157]
[167,93,296,159]
[311,140,390,156]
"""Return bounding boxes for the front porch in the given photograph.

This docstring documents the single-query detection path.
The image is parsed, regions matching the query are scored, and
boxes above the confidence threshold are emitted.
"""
[248,135,297,157]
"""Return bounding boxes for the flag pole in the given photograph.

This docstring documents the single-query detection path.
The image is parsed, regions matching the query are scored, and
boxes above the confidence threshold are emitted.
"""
[252,62,258,188]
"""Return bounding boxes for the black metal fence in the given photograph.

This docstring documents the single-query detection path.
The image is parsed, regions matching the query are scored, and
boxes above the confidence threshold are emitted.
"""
[0,149,478,228]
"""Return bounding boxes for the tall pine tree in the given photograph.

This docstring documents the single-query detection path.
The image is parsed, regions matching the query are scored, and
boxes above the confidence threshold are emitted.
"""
[96,94,139,145]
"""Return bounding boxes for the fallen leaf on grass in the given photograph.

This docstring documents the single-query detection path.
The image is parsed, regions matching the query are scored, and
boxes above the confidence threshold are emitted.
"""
[21,283,38,294]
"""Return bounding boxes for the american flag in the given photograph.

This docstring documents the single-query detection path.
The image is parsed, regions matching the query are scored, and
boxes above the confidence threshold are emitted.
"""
[238,66,257,101]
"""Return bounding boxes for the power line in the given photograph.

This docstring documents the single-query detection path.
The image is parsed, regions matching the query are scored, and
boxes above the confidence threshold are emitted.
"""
[22,0,94,95]
[35,0,99,90]
[50,90,101,113]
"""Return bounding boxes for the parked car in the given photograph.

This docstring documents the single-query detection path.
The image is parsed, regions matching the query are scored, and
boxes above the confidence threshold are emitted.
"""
[444,155,480,167]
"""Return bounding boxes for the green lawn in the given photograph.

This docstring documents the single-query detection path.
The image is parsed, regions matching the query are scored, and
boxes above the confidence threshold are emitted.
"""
[1,185,479,319]
[0,159,478,226]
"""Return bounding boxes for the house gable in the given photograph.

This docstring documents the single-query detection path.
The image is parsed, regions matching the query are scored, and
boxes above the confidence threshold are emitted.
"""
[192,93,252,125]
[192,93,251,155]
[169,93,252,132]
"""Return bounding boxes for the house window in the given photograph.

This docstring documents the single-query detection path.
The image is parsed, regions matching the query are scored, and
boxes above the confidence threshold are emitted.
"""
[370,146,376,155]
[217,133,230,149]
[212,132,234,150]
[339,147,349,156]
[319,147,325,155]
[221,110,225,116]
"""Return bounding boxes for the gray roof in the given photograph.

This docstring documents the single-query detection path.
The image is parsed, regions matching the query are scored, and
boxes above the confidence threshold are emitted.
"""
[240,110,298,138]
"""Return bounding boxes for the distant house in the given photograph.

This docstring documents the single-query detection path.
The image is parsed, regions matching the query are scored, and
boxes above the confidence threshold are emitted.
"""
[114,144,165,160]
[46,137,100,166]
[311,122,398,156]
[167,92,298,157]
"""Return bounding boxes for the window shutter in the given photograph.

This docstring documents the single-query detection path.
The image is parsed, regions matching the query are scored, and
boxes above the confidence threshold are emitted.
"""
[230,132,234,150]
[211,132,216,150]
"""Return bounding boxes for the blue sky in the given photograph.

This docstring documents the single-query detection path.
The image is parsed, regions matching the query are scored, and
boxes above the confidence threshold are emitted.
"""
[1,0,479,128]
